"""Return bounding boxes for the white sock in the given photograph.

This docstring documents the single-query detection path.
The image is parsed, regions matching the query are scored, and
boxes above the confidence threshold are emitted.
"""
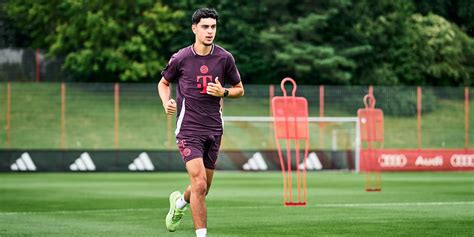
[175,195,188,209]
[196,228,207,237]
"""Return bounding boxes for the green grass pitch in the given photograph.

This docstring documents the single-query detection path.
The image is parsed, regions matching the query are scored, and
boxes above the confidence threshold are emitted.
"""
[0,172,473,236]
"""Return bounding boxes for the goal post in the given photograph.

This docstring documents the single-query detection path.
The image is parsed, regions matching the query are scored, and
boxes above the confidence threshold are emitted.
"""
[222,116,361,172]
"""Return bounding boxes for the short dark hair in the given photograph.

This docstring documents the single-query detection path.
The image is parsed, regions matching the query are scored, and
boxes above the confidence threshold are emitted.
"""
[192,8,218,25]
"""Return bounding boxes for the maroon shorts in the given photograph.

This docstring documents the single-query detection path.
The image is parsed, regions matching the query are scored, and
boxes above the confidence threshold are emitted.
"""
[176,134,222,170]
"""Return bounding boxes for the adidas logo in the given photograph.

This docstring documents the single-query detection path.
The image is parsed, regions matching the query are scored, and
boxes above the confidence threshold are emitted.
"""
[298,152,323,170]
[128,152,155,171]
[70,152,96,171]
[243,152,268,170]
[10,152,36,171]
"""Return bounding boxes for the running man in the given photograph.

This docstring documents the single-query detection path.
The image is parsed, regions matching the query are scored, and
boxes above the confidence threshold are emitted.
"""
[157,8,244,237]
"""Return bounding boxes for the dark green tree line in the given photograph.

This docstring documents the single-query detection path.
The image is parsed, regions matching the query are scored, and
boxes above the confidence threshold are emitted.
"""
[3,0,183,82]
[2,0,473,85]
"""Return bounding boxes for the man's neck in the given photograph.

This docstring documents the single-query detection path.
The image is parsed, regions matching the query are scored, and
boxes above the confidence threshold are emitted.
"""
[193,42,213,56]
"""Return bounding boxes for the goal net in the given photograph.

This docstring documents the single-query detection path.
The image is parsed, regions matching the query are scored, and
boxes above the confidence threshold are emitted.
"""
[221,116,361,171]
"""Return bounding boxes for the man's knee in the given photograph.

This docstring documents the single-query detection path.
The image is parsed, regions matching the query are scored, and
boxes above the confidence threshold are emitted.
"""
[192,178,207,196]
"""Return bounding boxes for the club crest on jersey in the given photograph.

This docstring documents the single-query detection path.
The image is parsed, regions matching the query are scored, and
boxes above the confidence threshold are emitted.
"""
[200,65,209,74]
[183,148,191,157]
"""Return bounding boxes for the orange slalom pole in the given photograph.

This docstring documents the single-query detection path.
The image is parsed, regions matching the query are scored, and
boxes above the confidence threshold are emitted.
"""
[285,134,292,203]
[282,88,293,205]
[303,139,309,203]
[292,99,301,203]
[366,87,373,191]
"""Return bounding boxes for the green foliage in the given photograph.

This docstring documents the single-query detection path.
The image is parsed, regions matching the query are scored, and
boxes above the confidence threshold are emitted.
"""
[164,0,285,83]
[4,0,184,82]
[414,0,474,36]
[409,14,474,85]
[334,86,438,116]
[350,0,422,85]
[260,1,363,85]
[2,0,473,85]
[350,1,473,86]
[373,87,437,116]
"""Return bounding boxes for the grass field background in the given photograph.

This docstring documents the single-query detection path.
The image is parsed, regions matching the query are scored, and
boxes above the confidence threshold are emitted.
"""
[0,171,473,236]
[0,83,472,150]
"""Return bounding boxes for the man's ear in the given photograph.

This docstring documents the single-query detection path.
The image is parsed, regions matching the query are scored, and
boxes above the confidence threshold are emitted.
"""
[192,24,197,34]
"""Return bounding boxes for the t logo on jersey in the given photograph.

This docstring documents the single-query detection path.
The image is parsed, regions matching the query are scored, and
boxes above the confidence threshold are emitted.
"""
[197,76,212,94]
[197,65,211,94]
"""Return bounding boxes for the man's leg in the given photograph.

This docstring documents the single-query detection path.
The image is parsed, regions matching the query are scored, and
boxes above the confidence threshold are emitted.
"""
[185,158,214,231]
[183,168,214,202]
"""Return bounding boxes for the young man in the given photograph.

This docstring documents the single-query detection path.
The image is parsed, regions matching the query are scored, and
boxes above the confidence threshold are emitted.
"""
[157,8,244,237]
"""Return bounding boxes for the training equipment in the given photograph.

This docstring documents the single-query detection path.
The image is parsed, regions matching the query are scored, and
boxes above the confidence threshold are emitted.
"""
[272,78,309,206]
[357,93,384,191]
[165,191,186,232]
[222,116,360,171]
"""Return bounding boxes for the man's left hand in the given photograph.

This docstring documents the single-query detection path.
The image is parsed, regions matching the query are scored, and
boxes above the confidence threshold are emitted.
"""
[206,77,225,97]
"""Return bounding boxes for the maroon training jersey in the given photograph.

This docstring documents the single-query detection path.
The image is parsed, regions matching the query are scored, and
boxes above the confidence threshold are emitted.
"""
[161,44,241,136]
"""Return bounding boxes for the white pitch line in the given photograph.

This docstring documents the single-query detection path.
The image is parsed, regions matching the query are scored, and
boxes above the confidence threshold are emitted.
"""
[312,201,474,208]
[1,201,472,215]
[224,201,474,209]
[0,208,164,215]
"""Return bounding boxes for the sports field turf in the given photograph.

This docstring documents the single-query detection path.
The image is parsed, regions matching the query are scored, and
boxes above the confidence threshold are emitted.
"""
[0,171,473,236]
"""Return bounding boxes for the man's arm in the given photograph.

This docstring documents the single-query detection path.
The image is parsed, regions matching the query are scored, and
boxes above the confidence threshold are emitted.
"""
[206,77,244,98]
[226,82,244,98]
[157,77,177,115]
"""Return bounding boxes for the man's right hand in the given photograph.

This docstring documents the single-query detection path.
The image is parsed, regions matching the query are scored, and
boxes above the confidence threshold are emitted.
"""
[164,99,177,115]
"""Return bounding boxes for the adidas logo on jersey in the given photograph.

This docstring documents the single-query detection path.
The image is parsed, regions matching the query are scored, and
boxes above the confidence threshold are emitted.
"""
[298,152,323,170]
[10,152,36,171]
[243,152,268,170]
[128,152,155,171]
[70,152,96,171]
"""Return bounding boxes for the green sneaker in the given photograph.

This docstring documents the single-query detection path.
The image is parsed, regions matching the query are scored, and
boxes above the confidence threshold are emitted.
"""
[165,191,186,232]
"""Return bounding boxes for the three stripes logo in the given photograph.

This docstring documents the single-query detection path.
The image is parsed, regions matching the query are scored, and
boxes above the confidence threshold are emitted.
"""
[70,152,96,171]
[298,152,323,170]
[242,152,268,171]
[10,152,37,171]
[128,152,155,171]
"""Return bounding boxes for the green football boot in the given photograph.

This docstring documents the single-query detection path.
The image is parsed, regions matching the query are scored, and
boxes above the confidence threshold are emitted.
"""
[165,191,186,232]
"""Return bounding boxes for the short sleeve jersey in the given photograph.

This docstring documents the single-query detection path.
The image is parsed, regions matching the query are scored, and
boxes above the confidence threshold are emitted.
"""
[161,44,241,136]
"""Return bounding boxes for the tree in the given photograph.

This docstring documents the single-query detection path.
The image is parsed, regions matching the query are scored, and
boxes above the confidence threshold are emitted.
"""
[259,0,370,85]
[0,0,29,47]
[351,0,473,86]
[4,0,184,82]
[164,0,286,83]
[409,13,474,85]
[348,0,421,85]
[414,0,474,36]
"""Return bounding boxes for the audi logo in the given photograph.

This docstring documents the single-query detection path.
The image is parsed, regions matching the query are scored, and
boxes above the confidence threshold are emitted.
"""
[378,154,407,167]
[450,154,474,167]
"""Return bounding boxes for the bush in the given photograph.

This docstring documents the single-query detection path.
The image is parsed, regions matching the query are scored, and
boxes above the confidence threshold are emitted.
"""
[337,86,438,116]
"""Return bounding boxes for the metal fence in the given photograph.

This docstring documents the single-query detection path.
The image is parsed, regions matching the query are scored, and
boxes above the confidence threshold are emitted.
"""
[0,82,471,151]
[0,48,67,82]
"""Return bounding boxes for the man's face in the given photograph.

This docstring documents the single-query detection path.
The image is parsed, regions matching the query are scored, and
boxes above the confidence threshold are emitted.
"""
[192,18,217,46]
